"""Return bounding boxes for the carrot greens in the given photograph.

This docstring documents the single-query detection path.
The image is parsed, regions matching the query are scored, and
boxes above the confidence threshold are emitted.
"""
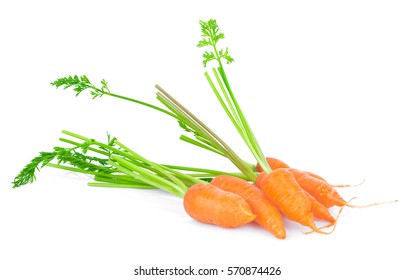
[197,19,271,174]
[12,130,249,194]
[47,20,273,183]
[51,76,258,182]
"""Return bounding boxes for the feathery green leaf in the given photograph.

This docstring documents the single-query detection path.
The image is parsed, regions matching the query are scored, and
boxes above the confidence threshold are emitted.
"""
[197,19,234,67]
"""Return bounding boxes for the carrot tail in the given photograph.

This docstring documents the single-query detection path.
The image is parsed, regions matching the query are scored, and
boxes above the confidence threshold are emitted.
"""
[346,198,398,208]
[301,214,334,235]
[332,178,366,188]
[303,197,356,235]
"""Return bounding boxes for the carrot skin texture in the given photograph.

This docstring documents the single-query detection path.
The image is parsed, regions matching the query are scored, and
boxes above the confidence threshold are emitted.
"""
[255,171,267,189]
[211,175,286,239]
[260,169,318,230]
[256,157,289,172]
[183,184,256,228]
[304,171,327,182]
[287,168,346,208]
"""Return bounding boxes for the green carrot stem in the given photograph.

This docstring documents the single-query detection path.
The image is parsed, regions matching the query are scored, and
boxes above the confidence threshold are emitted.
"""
[61,130,139,163]
[88,182,156,189]
[104,92,177,118]
[93,175,147,185]
[207,70,260,165]
[217,66,271,173]
[163,165,251,180]
[179,135,225,156]
[46,163,105,176]
[204,71,241,132]
[110,156,187,197]
[157,164,206,186]
[108,159,180,195]
[114,140,189,190]
[59,137,109,156]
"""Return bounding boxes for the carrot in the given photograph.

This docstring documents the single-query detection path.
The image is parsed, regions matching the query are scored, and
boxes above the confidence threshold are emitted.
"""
[256,157,289,172]
[183,183,256,228]
[287,168,346,208]
[305,192,335,223]
[260,169,328,233]
[255,172,335,224]
[211,175,286,239]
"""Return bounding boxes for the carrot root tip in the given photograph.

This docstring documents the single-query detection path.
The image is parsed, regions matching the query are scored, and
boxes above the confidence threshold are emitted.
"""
[347,198,398,208]
[303,197,355,235]
[333,178,366,188]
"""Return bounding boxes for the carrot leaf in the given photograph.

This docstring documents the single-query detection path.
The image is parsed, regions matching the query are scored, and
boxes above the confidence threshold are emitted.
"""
[198,19,271,174]
[197,19,234,66]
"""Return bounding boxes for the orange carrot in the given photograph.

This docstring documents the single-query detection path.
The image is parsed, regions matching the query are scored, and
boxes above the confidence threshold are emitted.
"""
[255,172,335,224]
[288,170,382,209]
[305,192,335,223]
[211,175,286,239]
[256,157,289,172]
[287,168,346,208]
[183,183,256,228]
[260,169,327,233]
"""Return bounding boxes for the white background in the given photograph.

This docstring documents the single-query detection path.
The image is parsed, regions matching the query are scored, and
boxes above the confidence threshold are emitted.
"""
[1,1,414,279]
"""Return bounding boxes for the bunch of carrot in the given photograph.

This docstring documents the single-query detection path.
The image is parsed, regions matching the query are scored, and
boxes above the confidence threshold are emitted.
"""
[12,19,395,239]
[184,157,347,239]
[181,20,361,237]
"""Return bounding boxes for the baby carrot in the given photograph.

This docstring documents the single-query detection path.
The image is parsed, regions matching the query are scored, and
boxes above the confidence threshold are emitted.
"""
[183,183,256,228]
[255,172,335,224]
[305,192,335,223]
[211,175,286,239]
[260,169,327,233]
[287,168,346,208]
